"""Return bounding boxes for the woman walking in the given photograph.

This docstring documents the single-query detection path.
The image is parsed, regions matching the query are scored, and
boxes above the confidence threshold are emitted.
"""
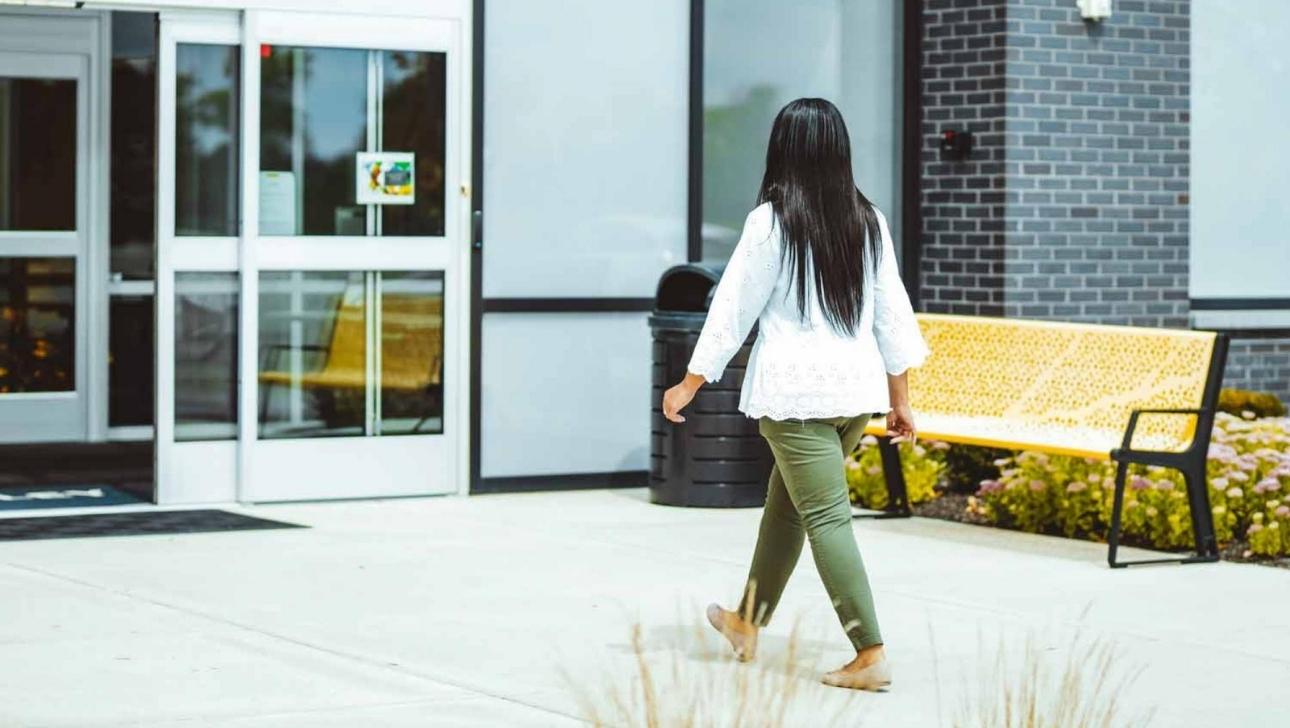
[661,98,930,691]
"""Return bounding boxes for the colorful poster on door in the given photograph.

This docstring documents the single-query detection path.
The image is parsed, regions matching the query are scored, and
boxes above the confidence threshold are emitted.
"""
[356,152,415,205]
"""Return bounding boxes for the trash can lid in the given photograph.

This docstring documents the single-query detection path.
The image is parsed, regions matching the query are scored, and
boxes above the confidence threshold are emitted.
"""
[655,263,727,312]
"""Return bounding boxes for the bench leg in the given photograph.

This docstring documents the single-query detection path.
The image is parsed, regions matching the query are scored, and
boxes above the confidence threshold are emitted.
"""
[853,435,912,520]
[1107,459,1220,568]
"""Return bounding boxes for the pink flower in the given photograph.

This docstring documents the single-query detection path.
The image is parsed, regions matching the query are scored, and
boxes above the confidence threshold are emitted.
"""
[978,479,1003,494]
[1155,480,1175,491]
[1029,479,1046,492]
[1130,476,1152,491]
[1227,487,1244,499]
[1248,523,1264,535]
[1229,471,1250,483]
[1277,505,1290,518]
[1066,481,1087,493]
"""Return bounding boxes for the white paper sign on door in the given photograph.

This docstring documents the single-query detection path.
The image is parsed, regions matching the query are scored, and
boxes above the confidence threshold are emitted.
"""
[259,171,297,235]
[356,152,415,205]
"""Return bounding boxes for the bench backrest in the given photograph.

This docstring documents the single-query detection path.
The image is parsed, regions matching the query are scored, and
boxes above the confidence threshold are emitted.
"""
[318,294,443,390]
[910,314,1223,452]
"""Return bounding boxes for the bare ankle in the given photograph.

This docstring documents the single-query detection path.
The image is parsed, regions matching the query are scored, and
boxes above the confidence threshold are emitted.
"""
[851,644,884,668]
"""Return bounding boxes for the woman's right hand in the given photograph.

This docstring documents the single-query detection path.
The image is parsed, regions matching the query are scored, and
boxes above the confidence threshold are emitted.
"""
[662,372,706,423]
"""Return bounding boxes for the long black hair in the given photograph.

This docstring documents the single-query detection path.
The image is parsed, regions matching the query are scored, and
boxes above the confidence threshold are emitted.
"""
[756,98,882,337]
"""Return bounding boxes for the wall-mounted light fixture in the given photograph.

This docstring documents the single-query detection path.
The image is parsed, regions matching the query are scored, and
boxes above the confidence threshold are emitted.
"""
[1076,0,1112,21]
[939,129,973,161]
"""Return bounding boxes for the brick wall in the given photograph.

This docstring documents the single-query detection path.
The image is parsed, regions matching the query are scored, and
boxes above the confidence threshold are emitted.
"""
[1000,0,1190,327]
[920,0,1190,323]
[1224,340,1290,401]
[919,0,1290,402]
[919,0,1008,316]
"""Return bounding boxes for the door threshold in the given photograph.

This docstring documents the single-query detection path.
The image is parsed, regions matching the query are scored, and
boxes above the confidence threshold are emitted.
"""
[0,500,240,520]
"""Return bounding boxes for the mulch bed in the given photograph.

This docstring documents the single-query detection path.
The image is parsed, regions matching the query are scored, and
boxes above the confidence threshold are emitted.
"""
[898,490,1290,570]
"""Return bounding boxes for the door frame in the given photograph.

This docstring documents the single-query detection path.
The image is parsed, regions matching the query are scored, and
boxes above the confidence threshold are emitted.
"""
[154,6,471,504]
[0,10,109,445]
[154,9,242,504]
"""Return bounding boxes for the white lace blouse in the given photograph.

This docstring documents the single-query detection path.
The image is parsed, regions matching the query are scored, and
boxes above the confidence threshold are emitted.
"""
[687,202,930,421]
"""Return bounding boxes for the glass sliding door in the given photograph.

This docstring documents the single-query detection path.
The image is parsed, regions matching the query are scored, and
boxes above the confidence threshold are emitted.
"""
[239,11,463,502]
[154,12,243,504]
[0,51,89,443]
[154,10,464,503]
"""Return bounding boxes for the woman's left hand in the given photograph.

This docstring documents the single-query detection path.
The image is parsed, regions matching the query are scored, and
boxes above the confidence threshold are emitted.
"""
[662,373,705,423]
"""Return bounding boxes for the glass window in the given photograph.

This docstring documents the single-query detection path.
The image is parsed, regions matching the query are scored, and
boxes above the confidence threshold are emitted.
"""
[701,0,902,262]
[258,271,366,438]
[482,0,687,297]
[258,46,446,237]
[175,273,238,441]
[0,78,76,232]
[379,51,446,237]
[110,11,157,278]
[108,295,153,427]
[259,46,368,236]
[379,272,443,435]
[176,43,240,237]
[257,270,443,439]
[0,257,75,393]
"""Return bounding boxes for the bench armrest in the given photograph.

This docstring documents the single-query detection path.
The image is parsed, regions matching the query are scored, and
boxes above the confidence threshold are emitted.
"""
[1114,407,1211,455]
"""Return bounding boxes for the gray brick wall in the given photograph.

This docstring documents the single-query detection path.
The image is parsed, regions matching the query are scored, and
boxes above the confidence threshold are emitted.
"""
[919,0,1008,315]
[1000,0,1190,327]
[1224,340,1290,402]
[920,0,1290,402]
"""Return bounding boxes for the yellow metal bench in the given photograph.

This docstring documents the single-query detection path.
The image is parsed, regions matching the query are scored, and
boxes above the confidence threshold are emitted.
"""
[259,295,443,431]
[862,313,1229,568]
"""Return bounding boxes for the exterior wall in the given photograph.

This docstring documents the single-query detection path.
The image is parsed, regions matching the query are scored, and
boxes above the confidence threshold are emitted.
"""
[1000,0,1190,328]
[1224,341,1290,402]
[919,0,1008,316]
[920,0,1290,401]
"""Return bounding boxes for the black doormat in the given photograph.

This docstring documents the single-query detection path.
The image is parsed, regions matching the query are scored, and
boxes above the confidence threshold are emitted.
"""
[0,509,306,542]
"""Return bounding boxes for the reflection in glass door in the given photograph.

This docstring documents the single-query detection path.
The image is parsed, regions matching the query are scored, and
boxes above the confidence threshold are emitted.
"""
[0,53,88,443]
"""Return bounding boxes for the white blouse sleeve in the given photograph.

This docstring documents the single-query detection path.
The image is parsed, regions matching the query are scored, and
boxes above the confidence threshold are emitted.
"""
[872,209,930,376]
[687,205,781,383]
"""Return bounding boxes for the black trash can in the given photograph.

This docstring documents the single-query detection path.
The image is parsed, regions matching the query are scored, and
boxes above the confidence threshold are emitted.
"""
[649,264,773,507]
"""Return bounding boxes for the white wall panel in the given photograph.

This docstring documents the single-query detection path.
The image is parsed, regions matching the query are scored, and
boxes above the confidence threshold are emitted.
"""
[480,313,649,478]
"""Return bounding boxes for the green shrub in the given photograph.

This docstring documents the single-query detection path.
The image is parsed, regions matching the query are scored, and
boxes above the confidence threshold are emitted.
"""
[968,412,1290,556]
[845,436,947,509]
[1218,388,1287,418]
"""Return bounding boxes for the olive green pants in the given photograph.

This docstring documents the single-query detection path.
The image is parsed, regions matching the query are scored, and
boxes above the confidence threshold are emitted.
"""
[740,414,883,650]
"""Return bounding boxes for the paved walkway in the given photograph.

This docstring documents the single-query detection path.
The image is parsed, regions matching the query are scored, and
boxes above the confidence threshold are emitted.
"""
[1,489,1287,726]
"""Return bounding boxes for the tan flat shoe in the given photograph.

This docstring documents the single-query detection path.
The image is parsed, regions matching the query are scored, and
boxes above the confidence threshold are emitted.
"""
[706,603,757,662]
[822,657,892,691]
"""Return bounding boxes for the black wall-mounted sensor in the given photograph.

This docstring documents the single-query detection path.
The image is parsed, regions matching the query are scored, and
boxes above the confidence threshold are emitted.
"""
[939,129,974,160]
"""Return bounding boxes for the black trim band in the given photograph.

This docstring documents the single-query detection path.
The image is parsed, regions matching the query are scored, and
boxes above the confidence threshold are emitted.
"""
[687,0,705,263]
[902,0,924,308]
[482,298,654,313]
[1190,298,1290,311]
[469,0,486,494]
[475,470,649,494]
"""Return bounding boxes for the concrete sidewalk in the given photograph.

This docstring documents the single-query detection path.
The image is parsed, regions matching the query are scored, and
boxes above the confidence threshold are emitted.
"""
[1,488,1287,727]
